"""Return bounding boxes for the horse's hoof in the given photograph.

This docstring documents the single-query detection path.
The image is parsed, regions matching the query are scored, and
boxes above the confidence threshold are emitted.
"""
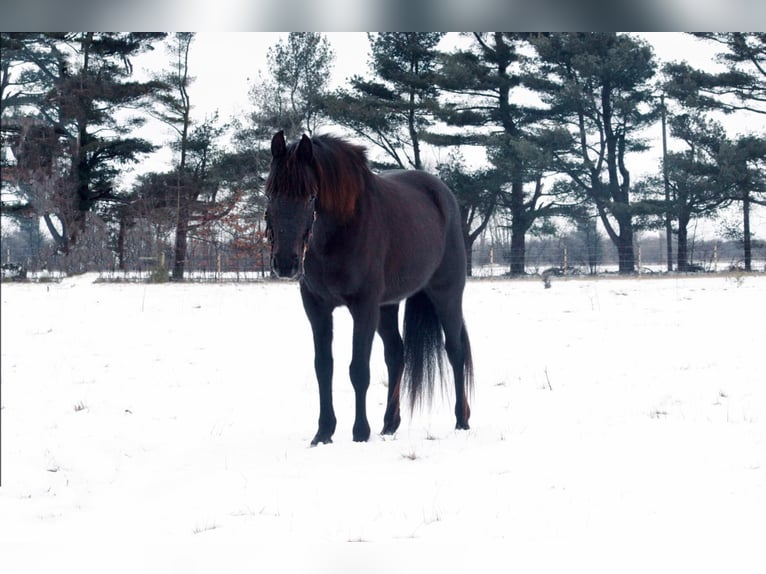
[310,432,334,446]
[455,421,470,431]
[352,421,371,442]
[380,418,401,436]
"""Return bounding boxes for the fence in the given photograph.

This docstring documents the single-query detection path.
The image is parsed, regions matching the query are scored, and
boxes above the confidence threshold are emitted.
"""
[472,234,766,276]
[3,230,765,282]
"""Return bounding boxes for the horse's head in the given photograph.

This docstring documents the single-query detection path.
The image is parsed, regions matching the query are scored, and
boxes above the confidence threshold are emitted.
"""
[264,131,317,279]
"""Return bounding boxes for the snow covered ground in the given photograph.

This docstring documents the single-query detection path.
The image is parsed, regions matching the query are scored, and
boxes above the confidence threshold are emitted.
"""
[1,274,764,573]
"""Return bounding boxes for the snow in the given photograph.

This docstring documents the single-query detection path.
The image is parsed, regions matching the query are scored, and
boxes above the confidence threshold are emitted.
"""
[1,274,765,573]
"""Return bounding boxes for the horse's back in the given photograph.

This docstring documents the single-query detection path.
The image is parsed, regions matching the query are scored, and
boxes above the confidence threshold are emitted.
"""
[378,170,459,222]
[375,170,466,302]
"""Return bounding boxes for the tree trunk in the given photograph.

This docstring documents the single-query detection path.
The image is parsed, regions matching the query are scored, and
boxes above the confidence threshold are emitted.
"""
[43,213,68,255]
[677,226,689,272]
[117,215,127,271]
[509,225,526,276]
[661,93,673,272]
[616,223,635,274]
[507,174,527,276]
[742,193,752,272]
[677,211,690,272]
[464,235,474,277]
[596,206,636,275]
[172,198,189,281]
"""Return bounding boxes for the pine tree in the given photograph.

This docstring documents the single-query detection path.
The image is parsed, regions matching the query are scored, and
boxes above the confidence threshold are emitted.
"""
[251,33,334,139]
[322,32,443,169]
[664,33,766,116]
[664,113,732,270]
[718,135,766,271]
[435,33,564,275]
[664,33,766,270]
[528,33,658,274]
[1,32,165,267]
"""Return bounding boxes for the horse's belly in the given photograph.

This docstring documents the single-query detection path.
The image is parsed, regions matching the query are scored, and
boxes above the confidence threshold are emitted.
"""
[381,251,441,304]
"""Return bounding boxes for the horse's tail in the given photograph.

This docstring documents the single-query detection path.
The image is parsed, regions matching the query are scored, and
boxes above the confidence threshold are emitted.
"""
[403,291,446,411]
[402,291,474,412]
[462,323,475,398]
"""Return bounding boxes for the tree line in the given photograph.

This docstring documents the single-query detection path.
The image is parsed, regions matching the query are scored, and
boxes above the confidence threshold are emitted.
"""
[2,32,765,278]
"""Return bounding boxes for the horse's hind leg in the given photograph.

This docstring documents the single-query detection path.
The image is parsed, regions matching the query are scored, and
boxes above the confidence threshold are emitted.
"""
[377,304,403,435]
[449,322,471,429]
[348,300,379,442]
[426,289,471,430]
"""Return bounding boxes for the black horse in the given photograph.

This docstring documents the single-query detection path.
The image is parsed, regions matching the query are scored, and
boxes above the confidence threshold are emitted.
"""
[265,131,473,445]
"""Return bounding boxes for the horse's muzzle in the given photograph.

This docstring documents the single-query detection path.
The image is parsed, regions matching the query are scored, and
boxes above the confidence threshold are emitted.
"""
[271,253,301,279]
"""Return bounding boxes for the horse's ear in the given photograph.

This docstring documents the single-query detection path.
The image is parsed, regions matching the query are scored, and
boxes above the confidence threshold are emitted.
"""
[271,130,286,159]
[297,134,313,162]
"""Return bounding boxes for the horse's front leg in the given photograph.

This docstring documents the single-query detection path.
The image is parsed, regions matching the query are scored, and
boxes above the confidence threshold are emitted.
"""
[301,286,336,446]
[348,300,379,442]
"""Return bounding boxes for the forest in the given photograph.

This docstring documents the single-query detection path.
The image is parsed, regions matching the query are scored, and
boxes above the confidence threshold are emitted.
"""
[1,32,765,279]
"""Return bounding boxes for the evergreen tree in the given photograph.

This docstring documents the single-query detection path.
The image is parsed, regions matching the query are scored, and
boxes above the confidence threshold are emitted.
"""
[435,33,563,275]
[151,32,197,280]
[664,33,766,270]
[528,33,658,274]
[664,33,766,116]
[718,135,766,271]
[0,32,165,267]
[322,32,444,169]
[146,33,247,280]
[251,33,334,139]
[664,113,732,270]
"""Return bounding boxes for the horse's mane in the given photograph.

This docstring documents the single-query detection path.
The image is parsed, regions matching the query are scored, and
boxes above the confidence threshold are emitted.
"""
[266,134,371,223]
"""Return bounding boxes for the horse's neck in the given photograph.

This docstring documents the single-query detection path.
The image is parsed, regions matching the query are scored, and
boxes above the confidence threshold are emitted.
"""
[310,205,363,257]
[309,211,343,252]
